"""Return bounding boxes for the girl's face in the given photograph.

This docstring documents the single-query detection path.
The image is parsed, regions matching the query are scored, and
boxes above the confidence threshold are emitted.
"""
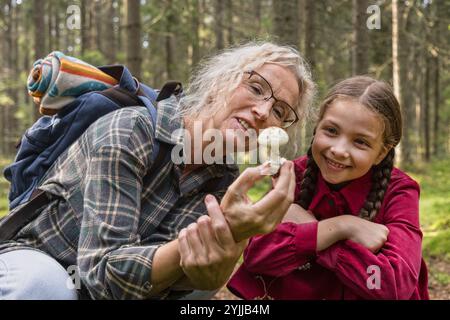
[209,63,299,151]
[312,98,390,184]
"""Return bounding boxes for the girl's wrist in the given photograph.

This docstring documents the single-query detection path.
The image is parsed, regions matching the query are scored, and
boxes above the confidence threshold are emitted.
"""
[328,216,351,241]
[316,216,349,251]
[332,215,354,240]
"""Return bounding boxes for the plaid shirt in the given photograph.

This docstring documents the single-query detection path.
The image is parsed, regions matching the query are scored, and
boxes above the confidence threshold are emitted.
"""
[0,96,238,299]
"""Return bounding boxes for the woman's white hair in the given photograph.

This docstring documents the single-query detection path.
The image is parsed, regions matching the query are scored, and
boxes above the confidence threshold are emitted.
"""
[178,42,316,157]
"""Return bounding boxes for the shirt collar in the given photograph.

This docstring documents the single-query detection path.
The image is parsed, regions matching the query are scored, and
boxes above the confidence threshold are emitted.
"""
[309,167,373,215]
[155,96,239,196]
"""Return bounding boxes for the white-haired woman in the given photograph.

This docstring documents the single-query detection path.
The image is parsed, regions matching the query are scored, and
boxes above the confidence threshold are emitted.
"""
[0,42,315,300]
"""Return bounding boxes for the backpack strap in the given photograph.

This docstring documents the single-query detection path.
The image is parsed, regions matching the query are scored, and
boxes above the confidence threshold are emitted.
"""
[0,190,50,241]
[98,86,145,107]
[156,81,183,102]
[0,147,171,243]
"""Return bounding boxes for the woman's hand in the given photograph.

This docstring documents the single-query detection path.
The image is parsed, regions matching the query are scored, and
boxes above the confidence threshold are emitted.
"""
[221,161,296,242]
[337,215,390,253]
[177,195,247,290]
[282,203,317,224]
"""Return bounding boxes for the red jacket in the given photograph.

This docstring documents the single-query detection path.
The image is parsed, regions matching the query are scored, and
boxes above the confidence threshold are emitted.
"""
[228,156,429,300]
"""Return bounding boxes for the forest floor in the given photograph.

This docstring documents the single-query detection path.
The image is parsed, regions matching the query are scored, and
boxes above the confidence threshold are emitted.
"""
[0,157,449,300]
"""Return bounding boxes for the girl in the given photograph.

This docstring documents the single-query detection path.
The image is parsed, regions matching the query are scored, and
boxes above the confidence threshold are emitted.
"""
[227,76,429,300]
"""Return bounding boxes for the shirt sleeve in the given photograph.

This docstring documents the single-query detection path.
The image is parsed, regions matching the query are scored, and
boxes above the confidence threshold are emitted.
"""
[77,115,159,300]
[242,221,318,277]
[316,178,423,299]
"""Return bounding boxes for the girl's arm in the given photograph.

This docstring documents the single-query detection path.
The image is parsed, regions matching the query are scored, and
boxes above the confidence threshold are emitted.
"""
[243,204,390,277]
[242,204,348,276]
[284,204,351,251]
[316,178,424,299]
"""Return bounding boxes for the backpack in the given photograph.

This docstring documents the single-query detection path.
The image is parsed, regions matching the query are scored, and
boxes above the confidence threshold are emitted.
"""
[0,64,185,241]
[3,65,182,211]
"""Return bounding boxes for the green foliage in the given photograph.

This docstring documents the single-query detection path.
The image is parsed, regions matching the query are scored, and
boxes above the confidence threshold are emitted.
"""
[409,159,450,262]
[0,94,14,108]
[423,230,450,262]
[80,50,108,66]
[0,156,12,218]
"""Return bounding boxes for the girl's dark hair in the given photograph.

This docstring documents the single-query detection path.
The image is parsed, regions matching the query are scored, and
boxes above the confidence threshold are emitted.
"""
[298,76,402,221]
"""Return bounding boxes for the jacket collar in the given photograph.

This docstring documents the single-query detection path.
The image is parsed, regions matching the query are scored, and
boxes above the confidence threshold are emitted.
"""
[309,167,373,215]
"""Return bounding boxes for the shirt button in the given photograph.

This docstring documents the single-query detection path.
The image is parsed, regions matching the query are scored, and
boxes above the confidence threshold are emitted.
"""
[143,282,153,291]
[298,262,311,271]
[328,199,335,207]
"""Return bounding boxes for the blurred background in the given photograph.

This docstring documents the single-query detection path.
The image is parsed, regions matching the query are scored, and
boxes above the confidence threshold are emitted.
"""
[0,0,448,299]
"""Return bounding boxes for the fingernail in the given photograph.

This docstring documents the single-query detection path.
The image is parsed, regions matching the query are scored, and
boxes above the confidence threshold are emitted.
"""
[205,194,214,204]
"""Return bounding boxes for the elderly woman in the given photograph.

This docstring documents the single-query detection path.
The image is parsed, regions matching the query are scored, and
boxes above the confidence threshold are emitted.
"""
[0,42,314,299]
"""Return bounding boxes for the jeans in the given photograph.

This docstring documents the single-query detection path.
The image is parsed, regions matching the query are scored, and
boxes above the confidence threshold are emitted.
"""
[0,248,218,300]
[0,249,78,300]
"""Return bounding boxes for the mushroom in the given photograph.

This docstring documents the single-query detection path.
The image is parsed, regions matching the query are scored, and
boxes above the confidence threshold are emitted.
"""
[258,126,289,175]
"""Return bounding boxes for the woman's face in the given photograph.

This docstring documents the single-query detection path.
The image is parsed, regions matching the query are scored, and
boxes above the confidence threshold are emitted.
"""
[312,98,389,184]
[211,63,300,152]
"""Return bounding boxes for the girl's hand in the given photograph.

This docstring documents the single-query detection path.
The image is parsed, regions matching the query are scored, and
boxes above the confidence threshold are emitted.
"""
[338,215,389,253]
[282,203,317,224]
[177,196,247,290]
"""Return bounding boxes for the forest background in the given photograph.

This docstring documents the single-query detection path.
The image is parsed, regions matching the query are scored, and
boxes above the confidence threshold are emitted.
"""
[0,0,448,299]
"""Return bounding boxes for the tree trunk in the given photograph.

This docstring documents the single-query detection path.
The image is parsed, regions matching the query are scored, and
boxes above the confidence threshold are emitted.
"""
[392,0,413,166]
[392,0,401,115]
[273,0,299,49]
[48,0,53,51]
[33,0,46,61]
[424,55,430,161]
[33,0,46,120]
[432,56,440,157]
[215,0,224,50]
[226,0,233,45]
[103,0,117,64]
[304,0,315,70]
[191,0,201,66]
[80,0,91,55]
[352,0,369,75]
[432,1,444,157]
[253,0,261,35]
[125,0,142,79]
[165,0,175,79]
[54,1,61,50]
[94,1,102,53]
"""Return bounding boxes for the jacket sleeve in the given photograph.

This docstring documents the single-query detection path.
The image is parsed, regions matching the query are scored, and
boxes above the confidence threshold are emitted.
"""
[316,178,423,299]
[242,221,318,277]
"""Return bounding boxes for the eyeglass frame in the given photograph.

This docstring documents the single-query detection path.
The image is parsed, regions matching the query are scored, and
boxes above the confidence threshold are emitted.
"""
[243,70,300,128]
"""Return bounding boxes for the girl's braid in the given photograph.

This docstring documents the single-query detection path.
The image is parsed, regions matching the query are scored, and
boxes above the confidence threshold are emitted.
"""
[297,142,319,210]
[359,148,395,221]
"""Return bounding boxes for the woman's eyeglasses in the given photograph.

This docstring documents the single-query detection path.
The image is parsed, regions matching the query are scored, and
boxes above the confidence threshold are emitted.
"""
[243,70,299,129]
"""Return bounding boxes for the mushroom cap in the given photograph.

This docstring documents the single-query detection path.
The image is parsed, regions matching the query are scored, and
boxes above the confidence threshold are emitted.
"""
[257,126,289,146]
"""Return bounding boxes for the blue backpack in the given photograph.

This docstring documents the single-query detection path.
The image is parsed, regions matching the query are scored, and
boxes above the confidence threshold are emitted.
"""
[3,65,181,211]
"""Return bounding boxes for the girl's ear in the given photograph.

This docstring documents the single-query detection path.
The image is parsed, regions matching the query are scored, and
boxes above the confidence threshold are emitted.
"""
[374,145,391,165]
